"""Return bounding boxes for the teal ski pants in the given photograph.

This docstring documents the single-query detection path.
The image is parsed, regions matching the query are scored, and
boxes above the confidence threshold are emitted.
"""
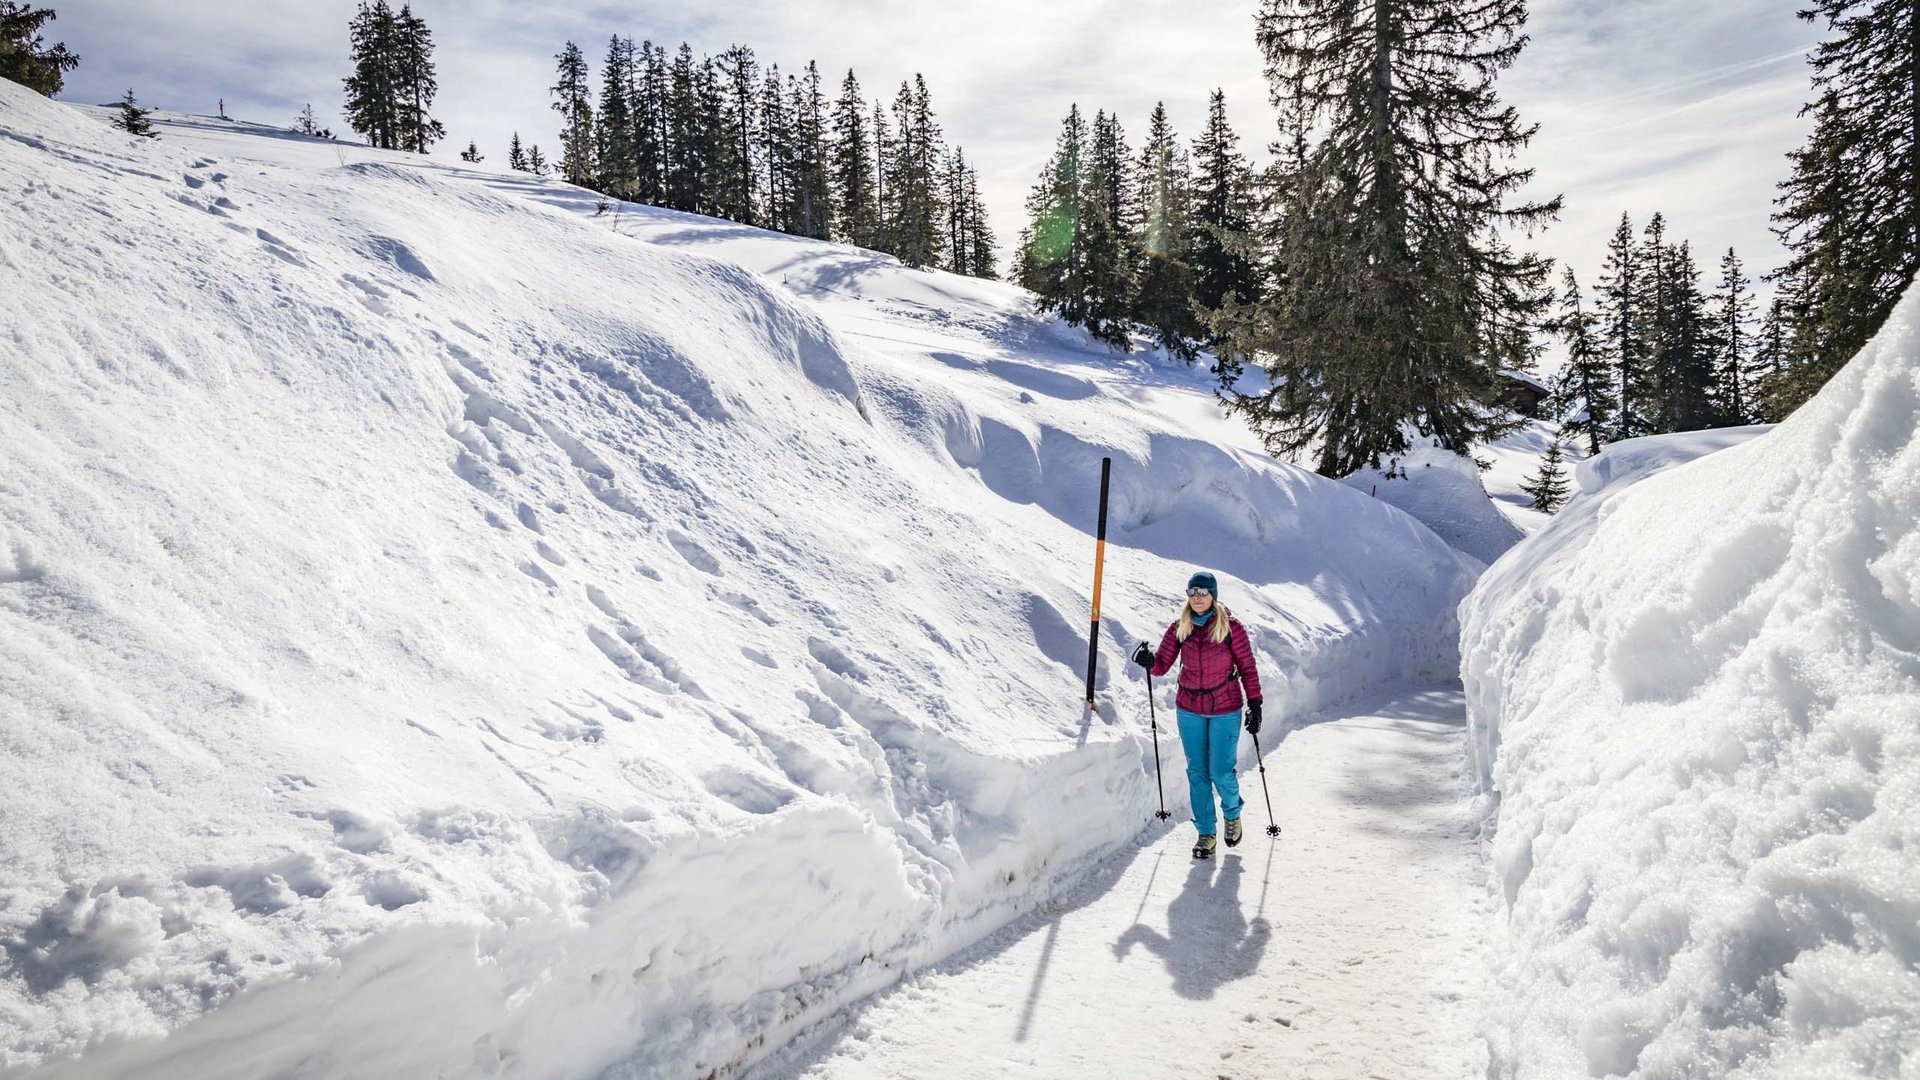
[1176,708,1243,836]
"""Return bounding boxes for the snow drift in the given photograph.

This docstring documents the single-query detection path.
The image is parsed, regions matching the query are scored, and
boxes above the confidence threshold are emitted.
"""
[1461,282,1920,1077]
[0,81,1476,1079]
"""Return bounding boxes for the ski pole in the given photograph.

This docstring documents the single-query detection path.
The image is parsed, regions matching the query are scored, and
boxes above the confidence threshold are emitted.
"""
[1250,727,1281,837]
[1145,663,1171,821]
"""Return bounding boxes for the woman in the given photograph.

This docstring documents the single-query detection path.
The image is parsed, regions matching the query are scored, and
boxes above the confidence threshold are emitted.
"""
[1131,571,1263,859]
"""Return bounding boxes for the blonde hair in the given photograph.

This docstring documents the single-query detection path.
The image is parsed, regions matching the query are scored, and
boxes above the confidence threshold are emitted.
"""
[1175,599,1233,644]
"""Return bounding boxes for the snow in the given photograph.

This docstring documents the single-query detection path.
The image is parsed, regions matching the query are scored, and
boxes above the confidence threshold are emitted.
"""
[1480,417,1592,534]
[1460,280,1920,1077]
[0,84,1479,1078]
[746,686,1489,1080]
[1343,439,1526,563]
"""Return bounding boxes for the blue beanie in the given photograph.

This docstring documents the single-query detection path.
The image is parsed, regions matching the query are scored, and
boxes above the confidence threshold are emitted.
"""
[1187,571,1218,599]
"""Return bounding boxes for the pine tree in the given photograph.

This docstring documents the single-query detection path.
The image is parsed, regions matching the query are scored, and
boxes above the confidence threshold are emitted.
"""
[526,143,548,176]
[715,44,759,224]
[830,69,877,247]
[1710,248,1756,424]
[113,87,156,138]
[1133,101,1200,361]
[1657,241,1720,432]
[631,41,667,204]
[871,98,892,249]
[1770,0,1918,414]
[1189,90,1259,321]
[963,161,997,279]
[343,1,400,149]
[391,4,443,153]
[1222,1,1560,475]
[1020,104,1088,322]
[664,44,704,212]
[507,131,528,172]
[1079,108,1136,349]
[789,62,833,240]
[1596,213,1645,439]
[883,76,946,268]
[1520,438,1571,512]
[460,140,482,163]
[597,35,635,198]
[551,41,595,187]
[1636,213,1675,427]
[0,2,79,96]
[695,55,727,217]
[1551,268,1615,456]
[758,64,792,230]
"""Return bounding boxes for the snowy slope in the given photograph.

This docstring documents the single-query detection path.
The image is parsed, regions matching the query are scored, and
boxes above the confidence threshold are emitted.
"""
[1343,440,1527,564]
[0,83,1477,1079]
[1460,282,1920,1077]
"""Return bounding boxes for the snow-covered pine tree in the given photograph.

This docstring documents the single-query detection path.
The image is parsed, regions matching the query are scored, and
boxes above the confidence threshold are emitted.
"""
[1770,0,1917,414]
[1551,268,1614,456]
[830,70,877,248]
[392,4,443,153]
[597,35,635,199]
[883,76,946,268]
[1133,101,1200,362]
[0,1,79,96]
[551,41,595,187]
[460,140,482,163]
[630,41,667,205]
[1223,0,1559,476]
[342,0,400,150]
[788,62,833,240]
[1020,105,1088,323]
[1079,109,1137,349]
[1188,90,1258,323]
[1520,437,1571,513]
[715,44,759,225]
[113,87,157,138]
[507,131,528,172]
[1596,213,1646,440]
[1710,248,1756,424]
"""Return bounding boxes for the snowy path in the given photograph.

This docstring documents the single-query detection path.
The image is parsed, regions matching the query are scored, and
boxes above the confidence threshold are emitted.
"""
[748,685,1489,1080]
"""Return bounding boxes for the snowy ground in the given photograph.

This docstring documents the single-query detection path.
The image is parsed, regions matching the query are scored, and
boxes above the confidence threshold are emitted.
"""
[747,685,1489,1080]
[0,85,1483,1079]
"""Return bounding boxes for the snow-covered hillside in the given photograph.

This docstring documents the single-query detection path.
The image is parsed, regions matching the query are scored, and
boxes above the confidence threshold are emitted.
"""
[0,83,1478,1079]
[1461,282,1920,1077]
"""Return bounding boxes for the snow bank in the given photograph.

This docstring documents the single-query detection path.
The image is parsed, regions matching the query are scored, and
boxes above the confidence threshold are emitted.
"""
[1460,281,1920,1077]
[0,82,1475,1078]
[1343,440,1524,564]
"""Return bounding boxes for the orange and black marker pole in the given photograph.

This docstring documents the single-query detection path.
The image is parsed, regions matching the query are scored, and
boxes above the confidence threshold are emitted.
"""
[1084,456,1111,709]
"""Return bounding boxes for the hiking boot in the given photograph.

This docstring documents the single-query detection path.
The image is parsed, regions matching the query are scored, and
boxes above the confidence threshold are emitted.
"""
[1192,834,1216,859]
[1225,817,1243,847]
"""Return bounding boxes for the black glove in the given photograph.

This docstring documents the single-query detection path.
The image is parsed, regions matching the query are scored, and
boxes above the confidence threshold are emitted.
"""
[1243,700,1263,735]
[1131,642,1154,670]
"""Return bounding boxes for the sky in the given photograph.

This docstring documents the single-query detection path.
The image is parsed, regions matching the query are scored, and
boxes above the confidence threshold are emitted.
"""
[47,0,1825,340]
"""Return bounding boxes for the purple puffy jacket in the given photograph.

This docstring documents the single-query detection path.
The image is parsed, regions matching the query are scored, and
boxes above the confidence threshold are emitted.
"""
[1149,615,1262,715]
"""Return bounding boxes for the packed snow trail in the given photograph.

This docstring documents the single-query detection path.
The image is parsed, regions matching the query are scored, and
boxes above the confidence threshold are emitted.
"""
[746,685,1489,1080]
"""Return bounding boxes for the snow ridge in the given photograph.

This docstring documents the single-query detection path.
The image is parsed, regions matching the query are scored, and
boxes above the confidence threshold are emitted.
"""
[1462,279,1920,1077]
